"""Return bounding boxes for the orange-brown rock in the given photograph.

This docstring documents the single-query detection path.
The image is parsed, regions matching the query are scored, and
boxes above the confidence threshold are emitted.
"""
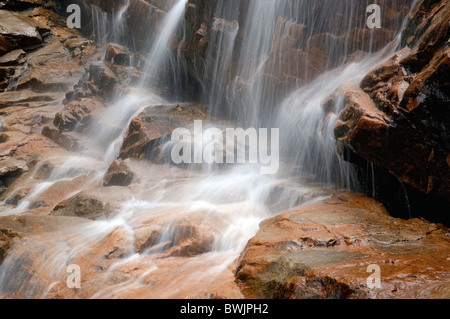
[181,0,411,107]
[236,193,450,299]
[0,10,43,51]
[133,209,228,258]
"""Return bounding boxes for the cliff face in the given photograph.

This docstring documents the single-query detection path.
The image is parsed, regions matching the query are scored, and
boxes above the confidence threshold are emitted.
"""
[335,0,450,206]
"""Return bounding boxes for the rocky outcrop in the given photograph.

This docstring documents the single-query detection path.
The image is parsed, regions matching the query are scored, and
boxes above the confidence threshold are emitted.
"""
[0,3,98,163]
[1,0,449,300]
[335,0,450,204]
[53,98,104,132]
[0,10,43,52]
[236,193,450,299]
[119,103,207,160]
[103,158,134,186]
[134,209,228,257]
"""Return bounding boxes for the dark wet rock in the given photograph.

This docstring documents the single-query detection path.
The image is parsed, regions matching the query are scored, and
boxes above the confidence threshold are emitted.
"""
[0,10,42,51]
[0,35,14,55]
[180,0,411,108]
[50,186,133,220]
[0,133,9,143]
[124,0,176,50]
[103,158,134,187]
[87,63,120,101]
[236,192,450,299]
[0,0,45,10]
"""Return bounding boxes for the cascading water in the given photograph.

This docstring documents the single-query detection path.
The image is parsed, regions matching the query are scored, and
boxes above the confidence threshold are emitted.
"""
[0,0,415,298]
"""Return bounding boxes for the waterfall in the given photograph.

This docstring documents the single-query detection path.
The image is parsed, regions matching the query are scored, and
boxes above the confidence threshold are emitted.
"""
[138,0,188,89]
[197,0,410,187]
[0,0,415,298]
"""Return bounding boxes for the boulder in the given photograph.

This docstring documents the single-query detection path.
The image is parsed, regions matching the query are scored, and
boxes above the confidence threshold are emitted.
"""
[54,98,105,132]
[0,10,42,51]
[50,186,133,220]
[119,103,207,160]
[88,63,120,101]
[103,158,134,186]
[236,192,450,299]
[105,43,133,66]
[41,125,79,151]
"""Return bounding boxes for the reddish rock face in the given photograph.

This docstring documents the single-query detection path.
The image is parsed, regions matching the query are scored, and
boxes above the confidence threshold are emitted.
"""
[335,0,450,202]
[236,193,450,299]
[181,0,411,107]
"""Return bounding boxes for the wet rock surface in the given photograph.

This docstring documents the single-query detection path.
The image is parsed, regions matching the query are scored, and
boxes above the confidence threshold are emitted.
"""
[0,169,245,299]
[236,193,450,299]
[0,0,449,300]
[334,0,450,217]
[119,103,207,160]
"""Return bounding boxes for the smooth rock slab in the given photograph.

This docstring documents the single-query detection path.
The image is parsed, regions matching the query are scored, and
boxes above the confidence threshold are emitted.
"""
[0,10,42,49]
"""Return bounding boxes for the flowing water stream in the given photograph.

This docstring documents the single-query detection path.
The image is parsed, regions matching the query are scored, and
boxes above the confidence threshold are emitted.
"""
[0,0,415,298]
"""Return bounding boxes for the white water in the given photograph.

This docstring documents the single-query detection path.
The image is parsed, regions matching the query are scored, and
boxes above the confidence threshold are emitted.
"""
[0,0,414,298]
